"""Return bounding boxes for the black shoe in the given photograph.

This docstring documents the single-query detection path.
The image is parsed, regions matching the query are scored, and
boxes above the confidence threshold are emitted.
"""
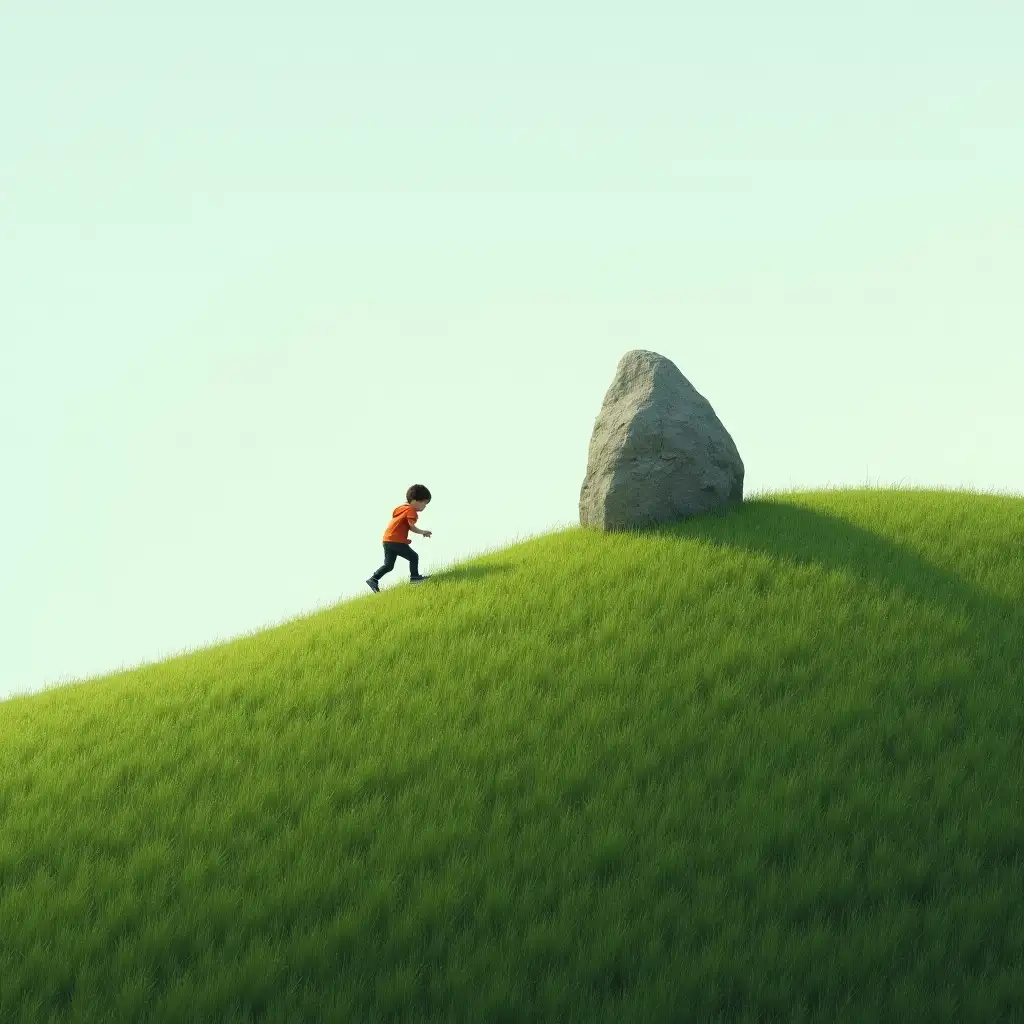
[366,578,380,593]
[410,575,431,584]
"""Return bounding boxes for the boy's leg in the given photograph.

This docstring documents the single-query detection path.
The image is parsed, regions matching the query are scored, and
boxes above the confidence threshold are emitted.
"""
[395,543,419,579]
[371,543,399,581]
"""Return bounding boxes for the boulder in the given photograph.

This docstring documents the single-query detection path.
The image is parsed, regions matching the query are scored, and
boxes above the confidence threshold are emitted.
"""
[579,349,744,532]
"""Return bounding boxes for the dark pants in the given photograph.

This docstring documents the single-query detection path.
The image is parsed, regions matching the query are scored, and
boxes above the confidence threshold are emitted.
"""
[371,541,419,581]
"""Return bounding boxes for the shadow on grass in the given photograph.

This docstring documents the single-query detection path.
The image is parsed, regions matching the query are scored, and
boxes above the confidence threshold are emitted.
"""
[429,495,1021,629]
[421,495,1020,691]
[426,563,516,585]
[624,496,1022,675]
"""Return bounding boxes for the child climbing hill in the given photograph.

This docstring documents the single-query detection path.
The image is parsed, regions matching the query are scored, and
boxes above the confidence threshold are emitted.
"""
[366,484,432,592]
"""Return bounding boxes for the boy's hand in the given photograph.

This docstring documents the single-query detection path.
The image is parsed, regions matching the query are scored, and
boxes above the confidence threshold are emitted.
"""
[423,530,432,538]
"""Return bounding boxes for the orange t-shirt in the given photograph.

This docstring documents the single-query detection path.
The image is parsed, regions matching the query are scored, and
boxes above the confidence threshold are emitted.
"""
[383,504,418,543]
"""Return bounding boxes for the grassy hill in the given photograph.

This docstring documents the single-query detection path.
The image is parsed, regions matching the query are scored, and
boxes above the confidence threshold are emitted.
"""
[1,486,1021,1023]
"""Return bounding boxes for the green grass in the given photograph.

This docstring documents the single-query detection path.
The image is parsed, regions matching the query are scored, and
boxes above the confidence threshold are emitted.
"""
[1,485,1022,1023]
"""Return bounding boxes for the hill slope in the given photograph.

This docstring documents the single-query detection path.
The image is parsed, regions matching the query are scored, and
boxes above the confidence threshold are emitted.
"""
[1,487,1022,1022]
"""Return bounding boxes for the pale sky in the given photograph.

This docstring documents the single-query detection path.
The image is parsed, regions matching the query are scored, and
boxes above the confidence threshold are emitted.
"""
[2,2,1022,701]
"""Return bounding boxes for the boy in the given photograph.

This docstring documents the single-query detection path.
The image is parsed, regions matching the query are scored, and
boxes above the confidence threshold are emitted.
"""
[366,484,432,592]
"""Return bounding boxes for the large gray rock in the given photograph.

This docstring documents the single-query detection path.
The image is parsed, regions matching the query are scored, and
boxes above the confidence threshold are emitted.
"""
[579,349,744,532]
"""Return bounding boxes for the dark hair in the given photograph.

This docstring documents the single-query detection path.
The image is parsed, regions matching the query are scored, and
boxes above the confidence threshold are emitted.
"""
[406,484,431,503]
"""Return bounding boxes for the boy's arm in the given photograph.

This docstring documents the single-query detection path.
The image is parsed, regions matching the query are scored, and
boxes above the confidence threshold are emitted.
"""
[408,523,422,534]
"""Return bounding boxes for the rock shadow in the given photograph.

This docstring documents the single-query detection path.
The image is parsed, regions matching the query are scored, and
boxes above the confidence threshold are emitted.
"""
[627,497,1021,670]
